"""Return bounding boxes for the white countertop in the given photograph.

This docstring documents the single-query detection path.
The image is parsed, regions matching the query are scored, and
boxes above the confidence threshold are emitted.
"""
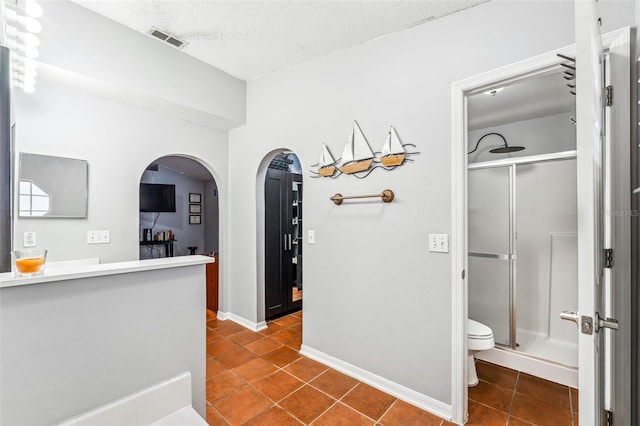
[0,255,214,289]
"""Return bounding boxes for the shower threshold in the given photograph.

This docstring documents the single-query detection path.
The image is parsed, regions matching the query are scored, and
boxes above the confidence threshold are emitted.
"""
[476,344,578,388]
[514,328,578,367]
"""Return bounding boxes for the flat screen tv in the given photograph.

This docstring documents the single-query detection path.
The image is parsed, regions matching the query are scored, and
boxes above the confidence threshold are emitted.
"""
[140,183,176,212]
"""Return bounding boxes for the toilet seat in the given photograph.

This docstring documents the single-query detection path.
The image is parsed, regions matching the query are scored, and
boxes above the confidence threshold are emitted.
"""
[468,319,494,351]
[468,319,493,338]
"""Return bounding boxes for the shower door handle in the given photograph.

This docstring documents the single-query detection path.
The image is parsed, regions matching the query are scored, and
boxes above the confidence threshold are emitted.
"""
[559,310,579,326]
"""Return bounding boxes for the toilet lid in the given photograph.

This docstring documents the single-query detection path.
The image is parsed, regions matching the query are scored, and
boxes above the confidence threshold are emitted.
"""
[468,319,493,338]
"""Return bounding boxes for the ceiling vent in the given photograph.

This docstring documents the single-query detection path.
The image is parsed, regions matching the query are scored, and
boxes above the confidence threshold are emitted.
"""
[147,27,188,49]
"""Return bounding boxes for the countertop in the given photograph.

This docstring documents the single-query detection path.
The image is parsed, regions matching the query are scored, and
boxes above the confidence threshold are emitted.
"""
[0,255,214,289]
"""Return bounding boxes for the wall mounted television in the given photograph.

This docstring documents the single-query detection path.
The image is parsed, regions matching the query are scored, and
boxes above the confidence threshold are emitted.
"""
[140,183,176,212]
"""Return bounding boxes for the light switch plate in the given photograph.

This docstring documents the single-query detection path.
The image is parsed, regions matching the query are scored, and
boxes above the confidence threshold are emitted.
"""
[429,234,449,253]
[88,230,111,244]
[308,230,315,244]
[23,232,36,247]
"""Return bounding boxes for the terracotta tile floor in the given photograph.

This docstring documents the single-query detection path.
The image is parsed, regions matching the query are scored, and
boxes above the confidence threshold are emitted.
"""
[468,360,579,426]
[205,311,578,425]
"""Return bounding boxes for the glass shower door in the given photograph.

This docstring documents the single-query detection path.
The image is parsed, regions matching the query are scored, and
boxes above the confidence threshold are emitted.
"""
[468,165,514,347]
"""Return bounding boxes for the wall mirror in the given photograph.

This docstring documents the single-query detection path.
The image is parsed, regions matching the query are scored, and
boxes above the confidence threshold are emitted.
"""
[18,153,88,218]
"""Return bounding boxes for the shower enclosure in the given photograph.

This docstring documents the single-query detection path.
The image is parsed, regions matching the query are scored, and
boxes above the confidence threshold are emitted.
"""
[468,154,578,368]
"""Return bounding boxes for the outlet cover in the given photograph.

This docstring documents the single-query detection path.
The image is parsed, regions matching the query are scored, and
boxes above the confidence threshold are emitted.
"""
[23,232,36,247]
[99,231,110,243]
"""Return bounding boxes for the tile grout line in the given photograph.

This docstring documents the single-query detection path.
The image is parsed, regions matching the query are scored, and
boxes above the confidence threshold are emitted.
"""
[376,399,400,426]
[568,386,574,426]
[505,371,520,424]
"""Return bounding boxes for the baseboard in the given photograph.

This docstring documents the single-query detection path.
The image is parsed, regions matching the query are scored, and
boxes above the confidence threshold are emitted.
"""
[215,311,267,332]
[56,372,196,426]
[299,345,453,421]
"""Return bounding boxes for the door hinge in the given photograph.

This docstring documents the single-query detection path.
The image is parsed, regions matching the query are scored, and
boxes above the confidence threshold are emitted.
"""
[605,409,613,426]
[604,248,613,268]
[605,85,613,106]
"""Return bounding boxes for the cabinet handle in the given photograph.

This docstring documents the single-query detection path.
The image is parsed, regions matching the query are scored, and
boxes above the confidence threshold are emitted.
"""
[288,234,292,250]
[284,233,288,251]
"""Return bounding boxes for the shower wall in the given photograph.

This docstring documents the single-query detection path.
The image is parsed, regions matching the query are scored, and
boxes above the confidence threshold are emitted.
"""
[468,112,576,164]
[516,159,578,347]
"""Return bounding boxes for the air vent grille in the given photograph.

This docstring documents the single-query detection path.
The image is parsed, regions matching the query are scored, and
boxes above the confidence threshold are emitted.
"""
[147,27,188,49]
[165,37,185,48]
[150,29,169,41]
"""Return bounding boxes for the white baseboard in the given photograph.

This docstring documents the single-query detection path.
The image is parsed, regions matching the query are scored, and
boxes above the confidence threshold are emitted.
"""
[216,311,267,332]
[299,345,453,421]
[56,372,198,426]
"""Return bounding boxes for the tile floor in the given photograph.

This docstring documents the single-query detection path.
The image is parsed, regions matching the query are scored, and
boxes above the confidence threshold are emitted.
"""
[205,311,577,426]
[468,360,579,426]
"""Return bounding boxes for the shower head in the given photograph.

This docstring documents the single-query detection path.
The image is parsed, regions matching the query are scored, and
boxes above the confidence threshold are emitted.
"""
[489,145,525,154]
[468,132,525,155]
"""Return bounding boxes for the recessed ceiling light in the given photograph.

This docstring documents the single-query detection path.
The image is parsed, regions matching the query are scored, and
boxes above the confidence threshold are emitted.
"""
[483,87,505,96]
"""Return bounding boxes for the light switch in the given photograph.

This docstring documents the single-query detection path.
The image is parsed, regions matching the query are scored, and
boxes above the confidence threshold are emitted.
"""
[88,230,110,244]
[308,230,315,244]
[429,234,449,253]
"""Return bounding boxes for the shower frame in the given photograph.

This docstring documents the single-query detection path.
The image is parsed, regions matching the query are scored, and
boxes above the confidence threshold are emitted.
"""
[468,149,577,351]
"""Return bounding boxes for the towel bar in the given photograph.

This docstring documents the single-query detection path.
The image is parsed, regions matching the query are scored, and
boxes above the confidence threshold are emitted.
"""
[330,189,394,205]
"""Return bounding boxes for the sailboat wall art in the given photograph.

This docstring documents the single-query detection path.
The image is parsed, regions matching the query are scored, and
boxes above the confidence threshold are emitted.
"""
[380,126,406,167]
[316,143,337,177]
[339,121,375,175]
[309,121,419,179]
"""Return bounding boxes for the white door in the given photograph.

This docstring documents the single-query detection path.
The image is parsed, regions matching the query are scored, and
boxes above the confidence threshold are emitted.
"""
[574,2,631,424]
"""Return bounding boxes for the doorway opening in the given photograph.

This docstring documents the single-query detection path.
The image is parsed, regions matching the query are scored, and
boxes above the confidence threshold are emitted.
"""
[467,66,579,385]
[264,151,303,321]
[138,155,220,312]
[452,27,632,426]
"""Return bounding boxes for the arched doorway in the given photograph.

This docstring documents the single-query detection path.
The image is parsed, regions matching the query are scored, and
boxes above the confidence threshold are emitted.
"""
[138,155,220,311]
[264,151,303,320]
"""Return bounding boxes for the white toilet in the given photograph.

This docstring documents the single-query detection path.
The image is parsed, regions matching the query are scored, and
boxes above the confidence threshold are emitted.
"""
[467,319,494,386]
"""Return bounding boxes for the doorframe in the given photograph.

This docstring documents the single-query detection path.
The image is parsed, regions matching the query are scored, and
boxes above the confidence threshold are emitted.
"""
[450,28,628,425]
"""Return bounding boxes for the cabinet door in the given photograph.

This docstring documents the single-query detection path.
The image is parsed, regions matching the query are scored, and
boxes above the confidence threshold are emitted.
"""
[265,169,289,319]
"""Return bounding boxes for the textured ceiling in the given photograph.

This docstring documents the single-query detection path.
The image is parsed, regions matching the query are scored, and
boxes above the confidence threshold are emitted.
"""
[71,0,486,80]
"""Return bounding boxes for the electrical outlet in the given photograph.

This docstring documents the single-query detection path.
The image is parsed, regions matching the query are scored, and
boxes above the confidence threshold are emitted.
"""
[308,230,315,244]
[429,234,449,253]
[23,232,36,247]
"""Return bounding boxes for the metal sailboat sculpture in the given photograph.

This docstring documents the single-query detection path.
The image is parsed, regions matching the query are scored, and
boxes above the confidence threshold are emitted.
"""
[316,143,337,177]
[380,126,406,167]
[339,121,374,174]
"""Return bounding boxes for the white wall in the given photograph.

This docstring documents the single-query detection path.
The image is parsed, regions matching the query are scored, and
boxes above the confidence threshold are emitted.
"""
[228,0,634,411]
[11,0,238,288]
[468,112,577,163]
[37,1,246,127]
[0,263,207,425]
[139,165,206,258]
[13,80,229,265]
